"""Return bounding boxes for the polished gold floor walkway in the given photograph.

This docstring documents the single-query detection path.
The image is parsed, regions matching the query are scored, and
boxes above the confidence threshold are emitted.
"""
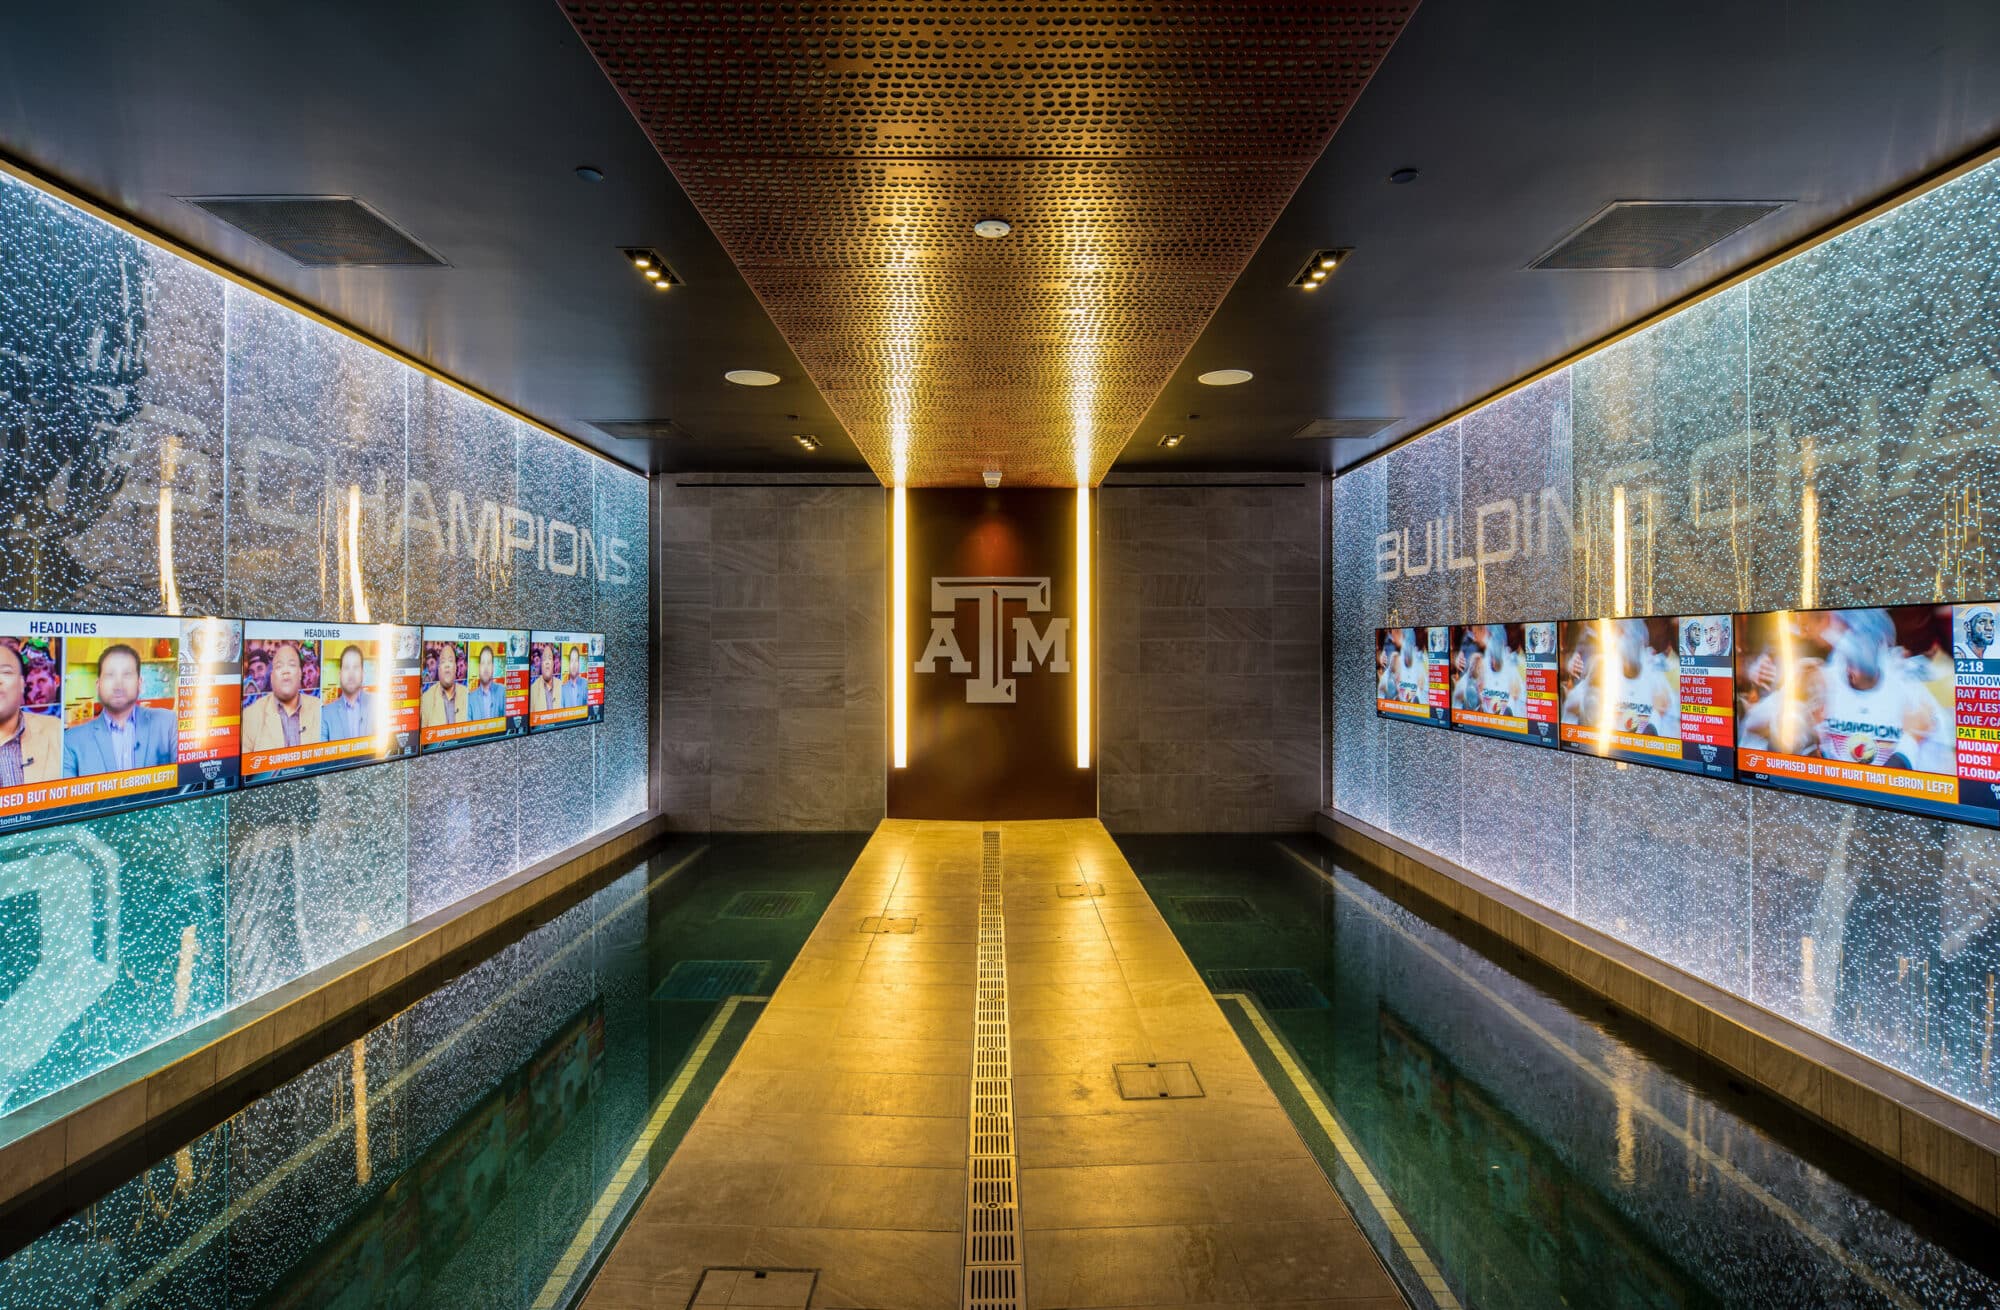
[584,819,1401,1309]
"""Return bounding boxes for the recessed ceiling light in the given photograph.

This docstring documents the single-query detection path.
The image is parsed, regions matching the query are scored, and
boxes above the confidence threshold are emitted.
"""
[972,217,1013,239]
[622,247,679,289]
[1196,368,1253,387]
[1157,433,1185,449]
[575,166,606,183]
[1388,167,1420,185]
[793,433,821,451]
[1292,249,1349,290]
[982,469,1002,488]
[725,369,781,387]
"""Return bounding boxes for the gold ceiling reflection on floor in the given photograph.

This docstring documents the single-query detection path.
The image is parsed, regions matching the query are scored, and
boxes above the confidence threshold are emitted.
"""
[561,3,1415,487]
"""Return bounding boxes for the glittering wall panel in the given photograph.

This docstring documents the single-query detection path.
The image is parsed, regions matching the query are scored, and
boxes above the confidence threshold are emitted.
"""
[0,169,650,1124]
[0,176,227,616]
[1331,156,2000,1120]
[1748,161,2000,613]
[1330,460,1384,828]
[1573,288,1750,617]
[0,801,226,1114]
[226,767,409,1002]
[222,290,412,622]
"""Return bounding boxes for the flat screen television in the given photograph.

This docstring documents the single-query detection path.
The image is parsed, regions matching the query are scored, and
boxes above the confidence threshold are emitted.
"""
[1734,603,2000,826]
[0,611,241,833]
[240,621,421,785]
[1447,621,1559,747]
[1375,625,1450,727]
[1557,615,1736,780]
[527,631,605,732]
[417,626,528,752]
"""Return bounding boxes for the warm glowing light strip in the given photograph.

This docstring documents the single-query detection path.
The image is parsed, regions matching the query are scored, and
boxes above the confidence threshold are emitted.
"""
[1594,617,1617,750]
[892,485,908,769]
[157,487,180,616]
[347,484,371,623]
[1076,485,1091,768]
[1800,484,1819,609]
[1611,485,1629,618]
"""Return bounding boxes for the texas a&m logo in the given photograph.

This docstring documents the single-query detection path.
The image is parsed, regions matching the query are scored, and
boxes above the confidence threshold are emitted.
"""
[914,576,1070,704]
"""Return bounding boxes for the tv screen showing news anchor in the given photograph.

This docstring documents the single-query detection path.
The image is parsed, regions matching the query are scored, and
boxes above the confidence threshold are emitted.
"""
[0,611,240,834]
[418,626,527,752]
[528,631,605,732]
[240,621,421,785]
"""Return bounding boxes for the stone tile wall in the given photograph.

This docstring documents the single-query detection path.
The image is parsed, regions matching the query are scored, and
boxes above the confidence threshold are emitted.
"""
[657,477,886,830]
[1098,478,1326,831]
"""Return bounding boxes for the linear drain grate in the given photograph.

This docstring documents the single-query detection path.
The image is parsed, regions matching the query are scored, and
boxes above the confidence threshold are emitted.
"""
[964,1264,1022,1310]
[719,890,811,920]
[965,829,1021,1309]
[655,959,769,1001]
[1169,895,1259,925]
[1205,967,1330,1010]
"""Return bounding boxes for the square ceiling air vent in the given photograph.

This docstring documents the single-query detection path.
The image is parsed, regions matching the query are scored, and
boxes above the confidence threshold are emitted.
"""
[588,419,697,442]
[184,195,448,267]
[1530,200,1785,270]
[1292,418,1401,441]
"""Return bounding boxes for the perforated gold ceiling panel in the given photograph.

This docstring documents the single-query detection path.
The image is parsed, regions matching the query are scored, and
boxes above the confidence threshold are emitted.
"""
[562,3,1414,486]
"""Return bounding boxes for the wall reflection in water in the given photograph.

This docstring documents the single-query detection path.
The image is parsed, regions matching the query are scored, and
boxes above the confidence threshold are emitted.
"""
[1121,835,2000,1310]
[0,863,650,1309]
[0,832,867,1309]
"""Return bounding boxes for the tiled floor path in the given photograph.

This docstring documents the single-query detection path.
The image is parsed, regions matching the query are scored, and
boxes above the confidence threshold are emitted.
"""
[584,819,1402,1310]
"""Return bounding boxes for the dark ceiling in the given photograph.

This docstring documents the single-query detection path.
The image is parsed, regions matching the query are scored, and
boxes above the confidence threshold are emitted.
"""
[1124,0,2000,474]
[0,0,863,475]
[3,2,1997,481]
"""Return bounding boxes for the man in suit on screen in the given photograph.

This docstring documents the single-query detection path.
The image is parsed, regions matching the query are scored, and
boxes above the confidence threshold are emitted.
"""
[531,644,559,713]
[467,647,505,721]
[241,641,322,753]
[319,644,377,742]
[62,644,177,777]
[0,643,61,786]
[420,642,468,728]
[560,646,589,708]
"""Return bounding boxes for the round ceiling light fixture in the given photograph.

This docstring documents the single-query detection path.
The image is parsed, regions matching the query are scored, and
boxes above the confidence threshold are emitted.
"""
[1388,167,1421,185]
[1196,368,1254,387]
[574,165,605,183]
[972,217,1013,240]
[724,369,781,387]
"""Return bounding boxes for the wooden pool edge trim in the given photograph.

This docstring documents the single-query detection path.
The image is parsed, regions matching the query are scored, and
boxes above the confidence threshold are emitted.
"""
[0,808,670,1219]
[1315,806,2000,1222]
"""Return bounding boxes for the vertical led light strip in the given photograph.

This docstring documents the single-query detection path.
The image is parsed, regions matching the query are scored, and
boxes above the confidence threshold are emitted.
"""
[892,485,909,769]
[1800,484,1819,609]
[1611,485,1629,618]
[1076,485,1091,768]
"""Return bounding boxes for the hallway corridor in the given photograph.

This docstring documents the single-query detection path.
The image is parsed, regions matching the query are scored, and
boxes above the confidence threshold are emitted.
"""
[583,821,1401,1309]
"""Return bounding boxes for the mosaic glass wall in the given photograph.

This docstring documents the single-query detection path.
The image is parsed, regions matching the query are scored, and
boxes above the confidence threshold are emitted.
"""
[1332,156,2000,1119]
[0,171,650,1120]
